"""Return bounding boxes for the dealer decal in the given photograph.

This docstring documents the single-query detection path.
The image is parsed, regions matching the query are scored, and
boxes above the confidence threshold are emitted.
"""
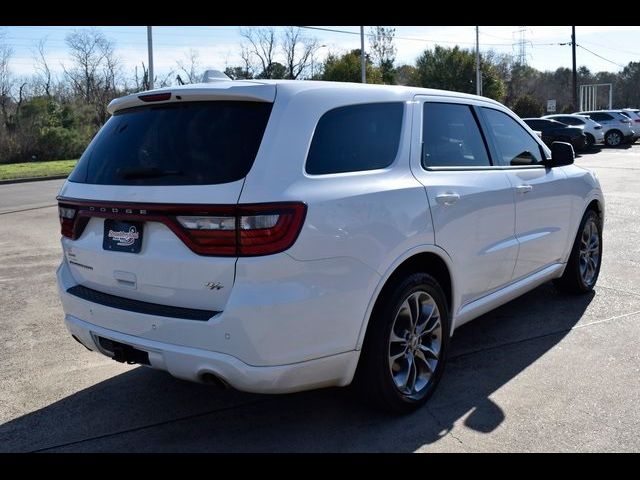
[108,226,140,247]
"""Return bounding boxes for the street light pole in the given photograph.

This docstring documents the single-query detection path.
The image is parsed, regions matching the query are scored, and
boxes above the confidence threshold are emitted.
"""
[572,26,577,110]
[360,26,366,84]
[147,26,154,90]
[475,26,482,96]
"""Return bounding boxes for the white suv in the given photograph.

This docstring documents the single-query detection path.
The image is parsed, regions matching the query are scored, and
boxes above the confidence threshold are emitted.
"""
[542,113,605,147]
[575,110,637,146]
[56,80,604,412]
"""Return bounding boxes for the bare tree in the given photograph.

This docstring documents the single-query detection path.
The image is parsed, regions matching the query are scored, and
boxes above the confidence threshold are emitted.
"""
[62,28,120,125]
[33,38,53,97]
[0,36,14,128]
[369,26,397,84]
[240,26,278,78]
[176,49,203,84]
[282,27,319,79]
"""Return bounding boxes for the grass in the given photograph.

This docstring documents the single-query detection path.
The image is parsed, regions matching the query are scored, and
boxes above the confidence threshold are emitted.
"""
[0,159,78,181]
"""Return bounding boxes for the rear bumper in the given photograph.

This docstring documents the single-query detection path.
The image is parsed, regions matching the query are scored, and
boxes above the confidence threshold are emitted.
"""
[65,314,359,394]
[56,248,379,392]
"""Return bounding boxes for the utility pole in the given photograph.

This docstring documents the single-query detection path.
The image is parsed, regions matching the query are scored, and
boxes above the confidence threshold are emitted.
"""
[571,26,577,111]
[475,26,482,96]
[147,26,154,90]
[360,26,366,84]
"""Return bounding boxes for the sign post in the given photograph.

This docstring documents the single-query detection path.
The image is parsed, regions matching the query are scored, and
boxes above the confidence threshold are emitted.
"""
[547,99,557,113]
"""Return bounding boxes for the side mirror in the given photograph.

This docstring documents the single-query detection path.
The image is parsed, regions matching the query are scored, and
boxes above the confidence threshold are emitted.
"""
[546,141,574,167]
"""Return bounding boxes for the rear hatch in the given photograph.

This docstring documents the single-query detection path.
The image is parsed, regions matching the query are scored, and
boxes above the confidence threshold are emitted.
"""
[58,83,276,312]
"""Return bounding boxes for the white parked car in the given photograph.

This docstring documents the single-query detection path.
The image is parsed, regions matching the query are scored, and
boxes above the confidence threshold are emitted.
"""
[543,113,605,147]
[56,80,605,412]
[621,109,640,142]
[575,110,637,146]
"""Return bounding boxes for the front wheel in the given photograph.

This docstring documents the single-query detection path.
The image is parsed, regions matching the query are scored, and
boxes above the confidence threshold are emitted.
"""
[554,209,602,293]
[354,273,450,413]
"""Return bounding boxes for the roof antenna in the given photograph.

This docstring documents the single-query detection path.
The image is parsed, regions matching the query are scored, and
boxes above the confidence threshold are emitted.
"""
[201,69,232,83]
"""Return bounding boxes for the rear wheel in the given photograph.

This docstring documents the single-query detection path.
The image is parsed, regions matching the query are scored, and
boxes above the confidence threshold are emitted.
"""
[355,273,450,413]
[605,130,622,147]
[554,209,602,293]
[585,133,595,149]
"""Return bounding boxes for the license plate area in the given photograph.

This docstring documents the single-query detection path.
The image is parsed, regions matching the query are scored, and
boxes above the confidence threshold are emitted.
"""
[95,336,150,365]
[103,219,144,253]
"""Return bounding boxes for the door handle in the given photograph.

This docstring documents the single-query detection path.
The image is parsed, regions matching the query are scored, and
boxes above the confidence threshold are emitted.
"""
[515,184,533,194]
[435,192,460,205]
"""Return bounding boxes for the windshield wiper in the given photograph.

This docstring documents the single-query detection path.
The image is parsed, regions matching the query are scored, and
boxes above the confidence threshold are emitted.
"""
[118,167,184,179]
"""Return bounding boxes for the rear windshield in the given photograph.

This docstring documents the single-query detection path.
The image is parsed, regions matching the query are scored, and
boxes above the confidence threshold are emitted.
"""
[69,101,273,185]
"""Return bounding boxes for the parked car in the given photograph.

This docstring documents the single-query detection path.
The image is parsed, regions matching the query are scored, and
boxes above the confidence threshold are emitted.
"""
[522,118,587,151]
[575,110,637,146]
[620,109,640,142]
[56,79,604,413]
[542,113,605,148]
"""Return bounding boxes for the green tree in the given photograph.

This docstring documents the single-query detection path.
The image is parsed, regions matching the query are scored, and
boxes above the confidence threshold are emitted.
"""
[394,64,418,86]
[512,94,544,118]
[256,62,286,79]
[320,49,383,84]
[224,66,253,80]
[414,46,505,101]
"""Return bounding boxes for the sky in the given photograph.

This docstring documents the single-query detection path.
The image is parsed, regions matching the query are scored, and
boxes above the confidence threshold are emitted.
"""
[2,25,640,80]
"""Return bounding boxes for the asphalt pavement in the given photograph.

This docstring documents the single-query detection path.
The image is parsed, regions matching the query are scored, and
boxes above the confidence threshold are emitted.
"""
[0,147,638,452]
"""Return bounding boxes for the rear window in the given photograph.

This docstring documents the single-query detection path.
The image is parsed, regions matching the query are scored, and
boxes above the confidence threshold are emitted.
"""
[305,102,404,175]
[69,101,273,185]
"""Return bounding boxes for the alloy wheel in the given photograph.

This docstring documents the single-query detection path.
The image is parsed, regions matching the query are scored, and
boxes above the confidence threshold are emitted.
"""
[579,218,600,286]
[388,290,442,399]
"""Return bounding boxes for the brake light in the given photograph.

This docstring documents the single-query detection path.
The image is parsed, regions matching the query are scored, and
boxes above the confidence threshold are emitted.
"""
[138,92,171,102]
[58,204,89,240]
[174,204,307,256]
[56,200,307,257]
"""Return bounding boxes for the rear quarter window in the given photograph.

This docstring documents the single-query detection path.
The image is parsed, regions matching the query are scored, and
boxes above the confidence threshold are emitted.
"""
[305,102,404,175]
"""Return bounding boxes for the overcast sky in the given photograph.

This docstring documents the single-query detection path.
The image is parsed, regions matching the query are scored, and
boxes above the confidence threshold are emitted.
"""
[3,26,639,79]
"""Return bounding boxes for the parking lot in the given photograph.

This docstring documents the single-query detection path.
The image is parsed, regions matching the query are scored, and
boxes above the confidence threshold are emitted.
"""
[0,145,639,452]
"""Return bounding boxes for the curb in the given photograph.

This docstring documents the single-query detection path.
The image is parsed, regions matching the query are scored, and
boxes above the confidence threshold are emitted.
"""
[0,175,68,185]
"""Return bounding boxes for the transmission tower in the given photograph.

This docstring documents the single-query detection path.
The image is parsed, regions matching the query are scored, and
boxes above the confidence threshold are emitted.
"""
[513,26,531,65]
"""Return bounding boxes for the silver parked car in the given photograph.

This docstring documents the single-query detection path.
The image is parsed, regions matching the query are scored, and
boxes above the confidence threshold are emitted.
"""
[575,110,637,146]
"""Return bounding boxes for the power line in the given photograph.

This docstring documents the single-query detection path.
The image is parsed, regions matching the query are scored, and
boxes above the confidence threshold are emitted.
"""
[576,44,625,68]
[579,39,640,58]
[298,25,519,47]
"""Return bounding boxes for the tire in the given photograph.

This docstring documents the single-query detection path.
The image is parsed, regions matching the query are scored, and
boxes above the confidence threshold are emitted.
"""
[554,209,602,294]
[585,133,595,149]
[354,272,450,413]
[605,130,623,147]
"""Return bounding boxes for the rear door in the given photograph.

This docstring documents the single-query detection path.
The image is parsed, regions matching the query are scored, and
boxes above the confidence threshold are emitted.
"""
[58,90,275,311]
[478,106,572,280]
[411,96,518,308]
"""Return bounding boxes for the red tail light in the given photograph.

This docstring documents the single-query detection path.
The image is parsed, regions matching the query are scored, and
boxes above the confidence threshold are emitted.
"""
[56,199,306,257]
[138,92,171,102]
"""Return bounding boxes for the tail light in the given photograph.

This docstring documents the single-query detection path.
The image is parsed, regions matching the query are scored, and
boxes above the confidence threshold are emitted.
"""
[138,92,171,102]
[57,199,306,257]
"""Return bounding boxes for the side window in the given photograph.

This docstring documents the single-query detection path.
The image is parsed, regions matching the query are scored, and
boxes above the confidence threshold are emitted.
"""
[422,103,490,168]
[565,117,583,125]
[482,108,543,166]
[591,113,612,122]
[305,102,404,175]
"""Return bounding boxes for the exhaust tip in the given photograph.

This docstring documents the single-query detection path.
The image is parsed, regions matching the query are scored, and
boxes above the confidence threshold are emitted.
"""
[200,372,231,389]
